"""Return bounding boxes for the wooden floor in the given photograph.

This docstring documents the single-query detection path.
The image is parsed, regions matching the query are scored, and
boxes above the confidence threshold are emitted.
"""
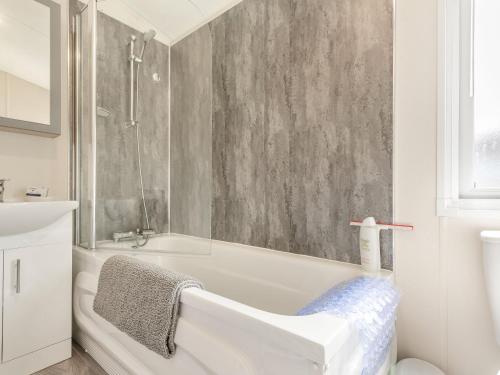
[35,342,107,375]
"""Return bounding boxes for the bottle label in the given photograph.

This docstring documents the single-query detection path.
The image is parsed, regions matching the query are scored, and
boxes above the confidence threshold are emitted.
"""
[360,238,370,252]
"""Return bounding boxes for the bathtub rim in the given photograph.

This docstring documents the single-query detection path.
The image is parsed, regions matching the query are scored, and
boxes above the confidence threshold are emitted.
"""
[88,232,394,278]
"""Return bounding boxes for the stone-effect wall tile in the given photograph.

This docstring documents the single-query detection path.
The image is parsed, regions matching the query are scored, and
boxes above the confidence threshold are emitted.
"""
[171,0,393,269]
[170,25,212,238]
[287,0,393,266]
[264,0,293,252]
[210,1,268,247]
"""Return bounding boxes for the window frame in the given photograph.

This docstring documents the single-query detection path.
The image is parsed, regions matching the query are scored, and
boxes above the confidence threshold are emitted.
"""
[438,0,500,217]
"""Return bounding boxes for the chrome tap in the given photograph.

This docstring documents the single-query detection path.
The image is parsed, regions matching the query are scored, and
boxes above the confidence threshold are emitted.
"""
[139,228,155,237]
[0,179,9,203]
[112,228,156,245]
[132,228,155,249]
[112,231,135,243]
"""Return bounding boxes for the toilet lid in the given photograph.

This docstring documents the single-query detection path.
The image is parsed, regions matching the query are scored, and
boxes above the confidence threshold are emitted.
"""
[396,359,445,375]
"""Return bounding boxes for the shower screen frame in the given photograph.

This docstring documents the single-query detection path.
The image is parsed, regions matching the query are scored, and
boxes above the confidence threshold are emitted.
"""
[72,0,98,249]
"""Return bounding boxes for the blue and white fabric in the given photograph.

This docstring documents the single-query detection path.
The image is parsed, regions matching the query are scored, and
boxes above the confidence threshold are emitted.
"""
[297,276,400,375]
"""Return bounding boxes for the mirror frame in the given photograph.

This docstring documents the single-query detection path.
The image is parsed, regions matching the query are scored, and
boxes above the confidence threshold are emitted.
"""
[0,0,61,137]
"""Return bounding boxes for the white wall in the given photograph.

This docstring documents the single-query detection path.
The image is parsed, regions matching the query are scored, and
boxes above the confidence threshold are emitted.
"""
[0,0,69,201]
[394,0,500,373]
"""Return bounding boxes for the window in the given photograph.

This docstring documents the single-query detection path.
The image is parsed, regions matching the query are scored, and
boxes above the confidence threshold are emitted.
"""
[438,0,500,215]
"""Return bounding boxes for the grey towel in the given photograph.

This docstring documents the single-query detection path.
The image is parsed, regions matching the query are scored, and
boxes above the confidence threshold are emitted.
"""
[93,255,204,358]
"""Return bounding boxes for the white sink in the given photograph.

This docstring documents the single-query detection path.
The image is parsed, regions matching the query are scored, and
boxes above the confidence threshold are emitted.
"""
[0,201,78,237]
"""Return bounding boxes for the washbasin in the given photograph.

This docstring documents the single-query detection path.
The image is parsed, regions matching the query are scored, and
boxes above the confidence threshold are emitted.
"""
[0,201,78,237]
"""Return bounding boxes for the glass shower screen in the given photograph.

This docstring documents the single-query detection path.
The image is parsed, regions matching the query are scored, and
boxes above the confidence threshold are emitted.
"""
[73,0,212,253]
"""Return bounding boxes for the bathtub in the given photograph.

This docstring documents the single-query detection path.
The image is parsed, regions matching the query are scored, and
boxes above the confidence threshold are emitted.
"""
[73,234,396,375]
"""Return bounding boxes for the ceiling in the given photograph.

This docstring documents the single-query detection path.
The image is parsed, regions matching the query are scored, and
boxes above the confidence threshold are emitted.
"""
[98,0,243,46]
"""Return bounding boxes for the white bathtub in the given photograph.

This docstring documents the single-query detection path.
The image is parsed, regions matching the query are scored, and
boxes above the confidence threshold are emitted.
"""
[73,234,396,375]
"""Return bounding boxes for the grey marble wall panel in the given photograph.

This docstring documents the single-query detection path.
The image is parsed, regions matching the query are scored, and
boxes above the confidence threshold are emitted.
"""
[170,26,212,238]
[210,0,268,248]
[263,0,293,252]
[286,0,393,266]
[171,0,393,268]
[95,13,169,240]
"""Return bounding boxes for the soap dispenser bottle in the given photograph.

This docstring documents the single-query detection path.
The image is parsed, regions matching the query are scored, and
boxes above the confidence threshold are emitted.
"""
[358,217,381,272]
[351,217,414,273]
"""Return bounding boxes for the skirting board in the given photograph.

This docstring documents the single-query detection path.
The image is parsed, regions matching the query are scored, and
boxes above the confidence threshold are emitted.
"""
[0,339,71,375]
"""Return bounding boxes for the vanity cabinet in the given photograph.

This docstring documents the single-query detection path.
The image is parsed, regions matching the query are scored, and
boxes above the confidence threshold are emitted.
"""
[0,201,77,375]
[2,243,71,362]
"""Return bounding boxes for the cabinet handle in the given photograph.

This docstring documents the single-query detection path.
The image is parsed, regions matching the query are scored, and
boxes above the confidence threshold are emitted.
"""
[16,259,20,294]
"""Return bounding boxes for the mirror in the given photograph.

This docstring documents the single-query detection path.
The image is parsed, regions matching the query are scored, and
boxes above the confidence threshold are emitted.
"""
[0,0,61,137]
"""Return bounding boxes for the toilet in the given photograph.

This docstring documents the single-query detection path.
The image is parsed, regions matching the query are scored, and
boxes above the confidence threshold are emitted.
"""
[394,359,445,375]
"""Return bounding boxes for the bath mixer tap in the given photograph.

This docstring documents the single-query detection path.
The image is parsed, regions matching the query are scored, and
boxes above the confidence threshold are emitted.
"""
[113,231,135,243]
[139,228,155,237]
[0,179,9,203]
[132,228,155,249]
[112,228,156,244]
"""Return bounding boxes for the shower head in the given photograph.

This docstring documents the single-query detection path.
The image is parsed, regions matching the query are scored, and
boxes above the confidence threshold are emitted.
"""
[143,29,156,42]
[139,29,156,60]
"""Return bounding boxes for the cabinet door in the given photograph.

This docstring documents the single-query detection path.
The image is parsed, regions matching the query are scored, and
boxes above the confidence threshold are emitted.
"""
[3,243,71,362]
